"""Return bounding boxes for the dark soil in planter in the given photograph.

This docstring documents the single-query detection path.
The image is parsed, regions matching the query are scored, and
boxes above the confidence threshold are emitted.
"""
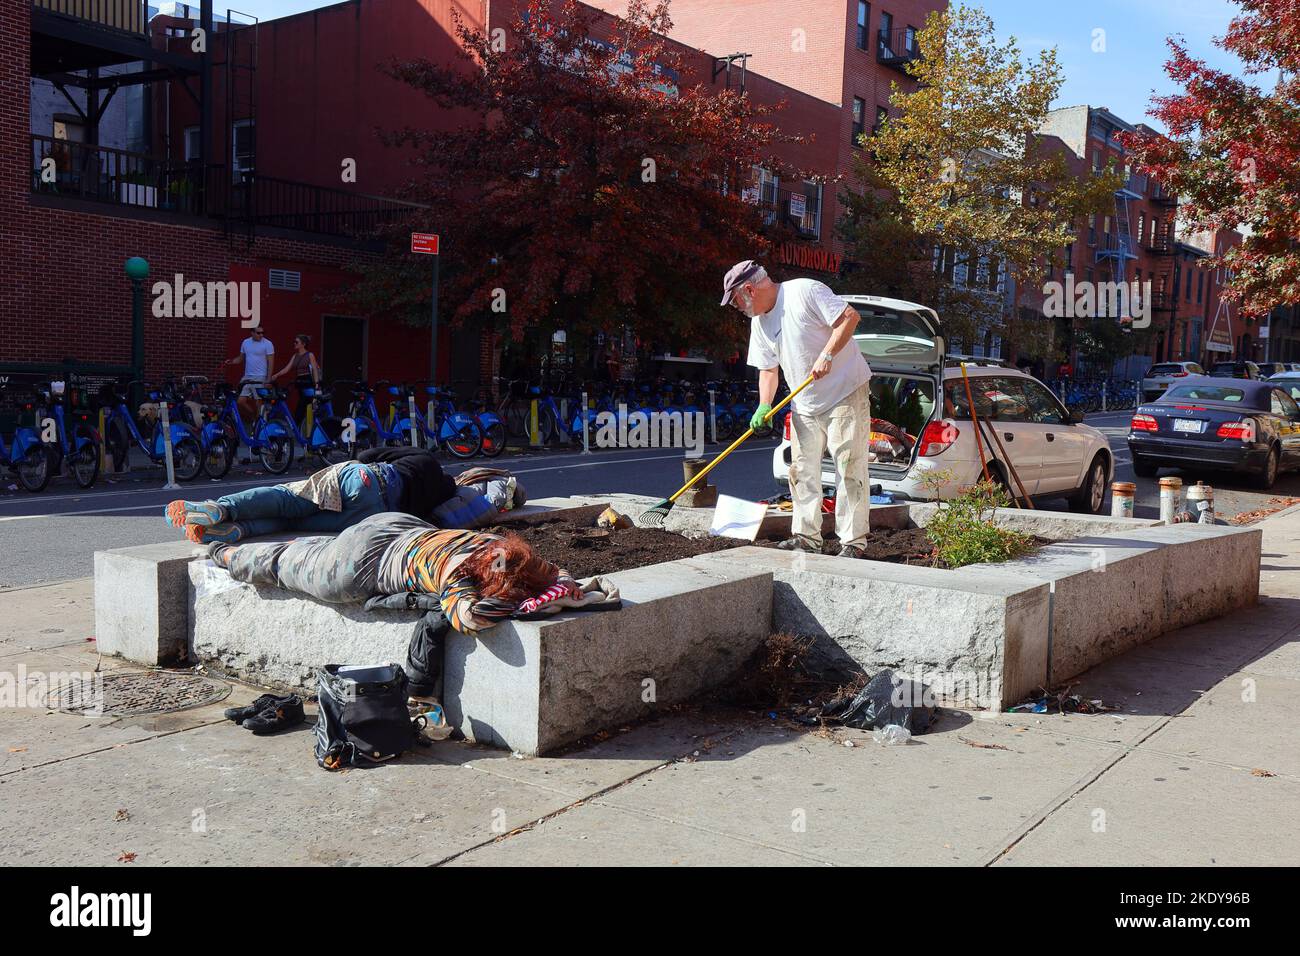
[485,504,950,577]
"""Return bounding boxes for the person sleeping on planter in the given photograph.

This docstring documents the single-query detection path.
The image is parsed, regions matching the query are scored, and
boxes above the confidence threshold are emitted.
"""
[165,446,463,544]
[205,512,572,635]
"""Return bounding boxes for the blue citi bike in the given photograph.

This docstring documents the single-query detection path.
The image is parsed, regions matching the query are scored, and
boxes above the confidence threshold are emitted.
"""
[101,380,205,482]
[204,382,296,477]
[35,380,101,489]
[379,383,488,460]
[1,384,54,492]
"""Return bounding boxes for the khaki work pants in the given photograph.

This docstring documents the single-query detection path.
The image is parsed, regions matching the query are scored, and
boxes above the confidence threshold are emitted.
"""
[788,383,871,549]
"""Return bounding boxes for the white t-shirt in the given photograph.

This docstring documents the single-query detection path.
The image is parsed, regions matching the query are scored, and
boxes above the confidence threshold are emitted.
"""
[240,336,275,381]
[746,278,871,416]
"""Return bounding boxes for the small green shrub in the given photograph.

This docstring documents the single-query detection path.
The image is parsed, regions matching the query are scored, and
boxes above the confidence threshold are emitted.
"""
[924,479,1036,569]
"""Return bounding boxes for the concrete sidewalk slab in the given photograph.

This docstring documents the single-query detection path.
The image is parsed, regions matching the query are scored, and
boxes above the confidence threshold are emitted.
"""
[594,717,1123,867]
[0,579,96,651]
[0,718,587,866]
[1137,673,1300,779]
[444,799,821,867]
[994,750,1300,866]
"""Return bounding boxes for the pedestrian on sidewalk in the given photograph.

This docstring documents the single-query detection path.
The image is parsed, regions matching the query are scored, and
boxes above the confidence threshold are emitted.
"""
[271,333,321,426]
[721,260,873,557]
[224,326,275,425]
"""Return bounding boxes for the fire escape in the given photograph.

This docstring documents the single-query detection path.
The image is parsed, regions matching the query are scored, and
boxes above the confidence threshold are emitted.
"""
[28,1,415,241]
[1147,183,1178,357]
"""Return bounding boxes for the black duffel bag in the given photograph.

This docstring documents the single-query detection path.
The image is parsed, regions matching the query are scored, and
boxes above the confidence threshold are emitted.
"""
[313,663,424,770]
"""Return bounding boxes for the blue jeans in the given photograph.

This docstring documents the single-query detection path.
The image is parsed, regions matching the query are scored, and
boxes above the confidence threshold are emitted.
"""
[219,463,386,536]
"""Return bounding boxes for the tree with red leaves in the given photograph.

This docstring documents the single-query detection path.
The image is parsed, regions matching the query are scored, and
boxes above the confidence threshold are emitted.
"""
[1121,0,1300,317]
[349,0,804,350]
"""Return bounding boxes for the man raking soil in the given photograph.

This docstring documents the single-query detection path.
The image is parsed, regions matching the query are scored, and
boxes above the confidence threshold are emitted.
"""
[724,260,874,557]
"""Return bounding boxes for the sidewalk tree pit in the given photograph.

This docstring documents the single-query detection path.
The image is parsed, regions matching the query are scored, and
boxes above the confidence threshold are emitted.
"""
[488,503,1041,577]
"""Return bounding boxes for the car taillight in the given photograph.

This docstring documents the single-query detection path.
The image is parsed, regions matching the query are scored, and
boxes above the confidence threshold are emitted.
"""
[1217,420,1256,442]
[1173,371,1188,377]
[783,413,790,441]
[1131,413,1158,432]
[918,420,958,457]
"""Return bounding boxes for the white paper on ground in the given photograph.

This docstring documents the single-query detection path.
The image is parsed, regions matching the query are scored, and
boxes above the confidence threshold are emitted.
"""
[709,494,768,541]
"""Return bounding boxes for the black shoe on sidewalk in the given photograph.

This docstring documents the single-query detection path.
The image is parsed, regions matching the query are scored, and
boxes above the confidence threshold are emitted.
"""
[241,695,305,735]
[223,693,279,723]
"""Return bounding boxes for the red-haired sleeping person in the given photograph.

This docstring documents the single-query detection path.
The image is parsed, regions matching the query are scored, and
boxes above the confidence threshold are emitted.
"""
[208,512,573,634]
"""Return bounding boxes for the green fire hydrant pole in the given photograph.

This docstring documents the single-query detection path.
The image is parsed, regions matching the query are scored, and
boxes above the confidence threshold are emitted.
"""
[125,256,149,410]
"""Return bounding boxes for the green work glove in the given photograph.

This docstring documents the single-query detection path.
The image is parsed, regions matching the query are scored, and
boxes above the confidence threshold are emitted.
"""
[750,403,773,431]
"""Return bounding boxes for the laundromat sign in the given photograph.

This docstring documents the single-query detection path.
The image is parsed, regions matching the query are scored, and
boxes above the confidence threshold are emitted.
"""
[774,242,841,275]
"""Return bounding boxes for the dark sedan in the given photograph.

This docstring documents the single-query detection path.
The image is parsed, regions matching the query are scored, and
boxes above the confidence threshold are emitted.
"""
[1128,377,1300,489]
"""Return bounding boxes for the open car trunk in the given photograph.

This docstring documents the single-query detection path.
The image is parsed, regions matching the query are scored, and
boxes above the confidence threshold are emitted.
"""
[844,295,945,480]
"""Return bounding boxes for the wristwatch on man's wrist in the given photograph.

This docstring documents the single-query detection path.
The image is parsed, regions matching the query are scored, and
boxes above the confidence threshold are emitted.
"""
[820,351,834,364]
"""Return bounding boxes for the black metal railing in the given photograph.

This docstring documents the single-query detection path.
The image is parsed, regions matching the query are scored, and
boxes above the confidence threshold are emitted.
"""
[235,173,418,239]
[1151,184,1177,205]
[1144,230,1175,255]
[31,136,421,240]
[33,0,147,35]
[31,135,208,215]
[877,28,920,68]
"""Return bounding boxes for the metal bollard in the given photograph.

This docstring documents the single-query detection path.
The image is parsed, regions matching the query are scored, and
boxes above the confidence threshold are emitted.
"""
[159,400,180,490]
[1187,481,1215,524]
[529,399,541,448]
[1110,480,1135,519]
[1158,476,1182,524]
[581,391,591,455]
[407,394,420,448]
[709,388,717,444]
[1102,380,1108,412]
[559,398,569,445]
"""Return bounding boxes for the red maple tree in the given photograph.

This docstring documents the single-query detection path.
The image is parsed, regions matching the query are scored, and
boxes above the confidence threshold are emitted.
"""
[350,0,805,348]
[1121,0,1300,317]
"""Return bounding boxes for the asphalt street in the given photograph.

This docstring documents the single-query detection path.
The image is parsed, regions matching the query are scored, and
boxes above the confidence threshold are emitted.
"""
[1,411,1296,589]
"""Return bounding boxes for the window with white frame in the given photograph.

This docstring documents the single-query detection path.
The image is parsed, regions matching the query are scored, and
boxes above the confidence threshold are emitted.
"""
[184,126,200,163]
[232,119,254,181]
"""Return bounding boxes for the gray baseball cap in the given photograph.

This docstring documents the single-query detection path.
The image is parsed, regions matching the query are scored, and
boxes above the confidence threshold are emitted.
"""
[720,259,764,306]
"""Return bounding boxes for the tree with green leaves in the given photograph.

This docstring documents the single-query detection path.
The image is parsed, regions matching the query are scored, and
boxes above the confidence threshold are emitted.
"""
[1119,0,1300,318]
[841,3,1119,360]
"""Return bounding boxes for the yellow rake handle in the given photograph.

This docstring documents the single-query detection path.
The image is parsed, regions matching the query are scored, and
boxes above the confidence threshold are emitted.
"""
[666,372,817,506]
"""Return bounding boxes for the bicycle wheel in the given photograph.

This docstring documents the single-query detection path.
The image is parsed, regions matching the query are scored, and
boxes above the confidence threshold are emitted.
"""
[442,419,483,459]
[16,445,52,492]
[258,421,296,475]
[537,406,559,445]
[106,417,130,474]
[69,434,100,489]
[499,398,528,439]
[202,433,234,479]
[346,418,378,458]
[479,420,507,458]
[172,436,203,482]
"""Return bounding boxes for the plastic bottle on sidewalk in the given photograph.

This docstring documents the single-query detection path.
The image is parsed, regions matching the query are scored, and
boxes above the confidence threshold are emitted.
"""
[872,724,912,746]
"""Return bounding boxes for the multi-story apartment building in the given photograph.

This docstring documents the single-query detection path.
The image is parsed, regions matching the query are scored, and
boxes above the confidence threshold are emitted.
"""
[587,0,946,274]
[4,0,851,396]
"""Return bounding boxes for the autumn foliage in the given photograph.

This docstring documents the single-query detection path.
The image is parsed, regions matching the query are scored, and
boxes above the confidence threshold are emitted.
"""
[349,0,805,347]
[1120,0,1300,317]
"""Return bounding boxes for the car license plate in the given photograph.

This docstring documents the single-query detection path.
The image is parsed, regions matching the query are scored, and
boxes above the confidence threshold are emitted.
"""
[1173,418,1203,433]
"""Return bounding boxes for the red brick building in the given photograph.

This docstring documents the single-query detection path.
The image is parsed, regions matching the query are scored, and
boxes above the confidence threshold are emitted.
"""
[5,0,850,396]
[589,0,944,269]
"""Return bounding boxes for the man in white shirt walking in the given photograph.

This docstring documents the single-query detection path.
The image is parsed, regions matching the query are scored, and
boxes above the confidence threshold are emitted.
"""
[721,260,873,557]
[225,326,275,424]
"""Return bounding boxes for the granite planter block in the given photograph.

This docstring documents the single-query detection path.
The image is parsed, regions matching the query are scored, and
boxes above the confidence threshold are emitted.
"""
[444,556,773,754]
[94,540,203,665]
[188,559,420,690]
[693,547,1050,709]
